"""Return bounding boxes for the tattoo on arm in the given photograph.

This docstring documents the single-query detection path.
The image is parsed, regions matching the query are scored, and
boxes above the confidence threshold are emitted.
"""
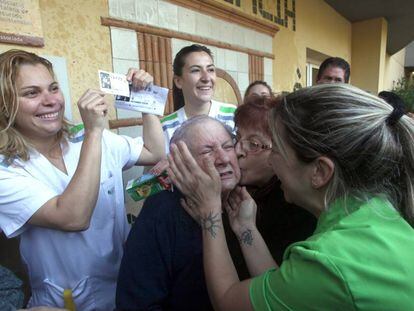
[200,212,221,238]
[238,229,253,246]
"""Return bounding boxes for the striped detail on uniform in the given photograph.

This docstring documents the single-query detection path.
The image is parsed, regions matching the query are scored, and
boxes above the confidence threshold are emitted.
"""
[217,114,235,121]
[68,124,85,143]
[162,120,181,132]
[219,105,236,114]
[216,103,236,131]
[69,123,84,135]
[0,157,9,168]
[0,155,19,167]
[161,112,178,123]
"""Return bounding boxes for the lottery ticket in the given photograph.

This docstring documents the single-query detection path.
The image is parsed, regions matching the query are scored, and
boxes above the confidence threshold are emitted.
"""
[115,84,168,116]
[98,70,130,97]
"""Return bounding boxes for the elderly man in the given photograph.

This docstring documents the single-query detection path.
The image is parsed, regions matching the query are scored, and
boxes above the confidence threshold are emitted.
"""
[316,57,350,84]
[116,115,240,311]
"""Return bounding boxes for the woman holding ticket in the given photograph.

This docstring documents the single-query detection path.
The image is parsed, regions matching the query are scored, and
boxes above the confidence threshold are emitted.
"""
[0,50,164,310]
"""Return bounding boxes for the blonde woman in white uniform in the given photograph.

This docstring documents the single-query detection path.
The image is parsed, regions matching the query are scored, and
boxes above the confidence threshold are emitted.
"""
[0,50,165,310]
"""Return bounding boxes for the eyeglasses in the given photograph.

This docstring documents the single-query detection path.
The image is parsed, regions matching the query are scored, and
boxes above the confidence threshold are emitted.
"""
[234,138,272,154]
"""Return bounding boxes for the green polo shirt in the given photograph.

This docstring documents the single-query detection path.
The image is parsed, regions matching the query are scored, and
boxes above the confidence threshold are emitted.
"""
[250,196,414,310]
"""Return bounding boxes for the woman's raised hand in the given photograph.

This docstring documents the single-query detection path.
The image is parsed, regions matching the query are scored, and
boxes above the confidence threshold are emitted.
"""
[149,158,169,175]
[126,68,154,90]
[77,89,108,132]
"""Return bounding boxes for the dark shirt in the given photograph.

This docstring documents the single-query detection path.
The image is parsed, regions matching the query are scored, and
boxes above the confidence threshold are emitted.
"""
[0,265,24,311]
[116,189,213,311]
[116,177,317,309]
[224,177,317,280]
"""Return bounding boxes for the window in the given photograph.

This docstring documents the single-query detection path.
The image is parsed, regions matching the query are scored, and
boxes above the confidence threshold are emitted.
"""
[306,62,319,87]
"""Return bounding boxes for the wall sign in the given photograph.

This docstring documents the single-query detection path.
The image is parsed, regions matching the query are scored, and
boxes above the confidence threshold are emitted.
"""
[221,0,296,31]
[224,0,241,6]
[0,0,44,47]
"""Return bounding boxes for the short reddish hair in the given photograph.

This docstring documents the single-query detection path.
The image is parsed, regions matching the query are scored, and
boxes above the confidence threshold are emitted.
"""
[234,96,281,137]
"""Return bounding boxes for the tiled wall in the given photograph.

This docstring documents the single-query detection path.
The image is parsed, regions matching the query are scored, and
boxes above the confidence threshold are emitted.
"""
[264,57,273,87]
[109,0,272,53]
[108,0,274,97]
[110,26,141,144]
[109,27,143,213]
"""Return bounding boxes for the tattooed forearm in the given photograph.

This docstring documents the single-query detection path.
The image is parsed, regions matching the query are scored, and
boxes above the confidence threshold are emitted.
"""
[200,212,221,238]
[238,228,253,246]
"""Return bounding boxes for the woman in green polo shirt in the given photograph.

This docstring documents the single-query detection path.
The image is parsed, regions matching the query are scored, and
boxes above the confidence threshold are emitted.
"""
[167,83,414,310]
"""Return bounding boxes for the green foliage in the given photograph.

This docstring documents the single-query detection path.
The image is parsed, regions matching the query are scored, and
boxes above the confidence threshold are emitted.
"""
[392,77,414,112]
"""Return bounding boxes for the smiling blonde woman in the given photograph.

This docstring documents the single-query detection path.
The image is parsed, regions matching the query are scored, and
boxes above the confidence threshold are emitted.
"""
[0,50,165,310]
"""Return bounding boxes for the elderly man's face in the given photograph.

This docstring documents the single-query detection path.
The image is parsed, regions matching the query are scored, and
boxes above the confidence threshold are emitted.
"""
[188,120,240,194]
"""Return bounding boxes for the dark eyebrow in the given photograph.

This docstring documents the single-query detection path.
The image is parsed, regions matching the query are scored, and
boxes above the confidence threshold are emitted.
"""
[189,64,215,69]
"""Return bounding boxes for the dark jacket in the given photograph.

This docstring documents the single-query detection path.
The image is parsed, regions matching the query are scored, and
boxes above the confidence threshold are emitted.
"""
[116,177,316,309]
[116,189,212,311]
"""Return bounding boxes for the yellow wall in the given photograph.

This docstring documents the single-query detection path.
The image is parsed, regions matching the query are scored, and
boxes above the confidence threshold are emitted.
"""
[213,0,352,92]
[0,0,113,123]
[351,18,387,93]
[292,0,352,91]
[213,77,238,105]
[377,18,388,91]
[384,49,406,91]
[215,0,406,94]
[273,0,351,91]
[1,0,406,111]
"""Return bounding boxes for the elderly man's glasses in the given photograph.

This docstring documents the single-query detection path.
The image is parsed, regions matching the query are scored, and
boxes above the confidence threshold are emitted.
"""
[235,138,272,154]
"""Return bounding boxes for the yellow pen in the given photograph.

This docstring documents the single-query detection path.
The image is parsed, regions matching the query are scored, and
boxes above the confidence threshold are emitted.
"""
[63,289,77,311]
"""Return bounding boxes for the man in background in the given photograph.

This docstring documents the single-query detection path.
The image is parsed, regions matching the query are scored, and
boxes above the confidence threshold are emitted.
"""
[317,57,350,84]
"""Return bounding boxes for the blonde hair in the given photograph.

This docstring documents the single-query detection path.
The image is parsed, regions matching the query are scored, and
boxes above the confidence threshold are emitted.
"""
[0,49,70,162]
[269,83,414,226]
